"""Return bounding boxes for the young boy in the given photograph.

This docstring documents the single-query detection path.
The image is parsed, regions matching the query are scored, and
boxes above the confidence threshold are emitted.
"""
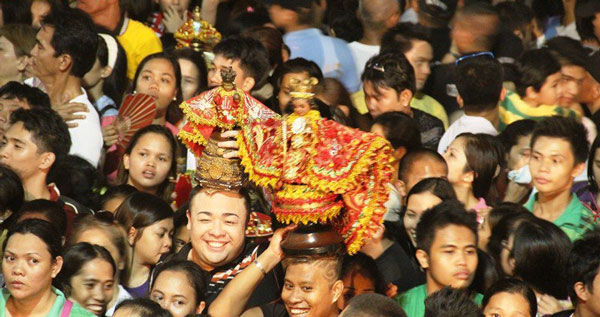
[395,200,482,317]
[362,52,445,150]
[0,81,50,138]
[499,48,578,130]
[208,36,271,93]
[526,116,596,241]
[553,230,600,317]
[437,55,505,153]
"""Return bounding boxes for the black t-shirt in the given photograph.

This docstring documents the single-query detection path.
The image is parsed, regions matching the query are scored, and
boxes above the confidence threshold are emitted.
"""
[413,108,445,150]
[374,242,425,293]
[423,62,459,116]
[166,242,284,309]
[552,309,574,317]
[260,299,289,317]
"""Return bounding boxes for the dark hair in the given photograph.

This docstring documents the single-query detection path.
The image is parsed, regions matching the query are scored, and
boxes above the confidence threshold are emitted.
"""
[0,24,37,57]
[567,229,600,305]
[498,119,536,158]
[114,192,173,239]
[131,52,183,125]
[361,52,416,95]
[241,26,284,71]
[55,242,117,297]
[117,125,177,202]
[455,55,504,112]
[316,78,366,130]
[274,58,324,100]
[41,7,98,78]
[188,185,252,223]
[372,112,421,151]
[10,107,71,165]
[341,253,386,296]
[496,2,532,37]
[575,0,600,43]
[170,48,209,96]
[487,211,535,272]
[123,0,155,24]
[17,199,67,238]
[224,10,271,37]
[0,0,32,25]
[47,155,101,210]
[416,200,478,254]
[213,36,270,88]
[406,177,457,205]
[515,48,561,97]
[424,287,482,317]
[511,218,571,299]
[6,218,62,259]
[343,293,407,317]
[472,249,501,294]
[96,33,128,107]
[530,116,589,165]
[588,135,600,194]
[398,148,447,183]
[328,9,362,43]
[114,298,173,317]
[544,36,587,67]
[380,22,431,55]
[455,133,500,199]
[152,260,206,307]
[487,202,528,235]
[482,278,537,317]
[0,164,23,214]
[100,184,138,211]
[455,2,500,52]
[0,82,51,109]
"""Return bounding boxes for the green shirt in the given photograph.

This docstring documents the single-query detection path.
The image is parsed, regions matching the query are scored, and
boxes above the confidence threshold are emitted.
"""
[524,193,597,241]
[395,284,483,317]
[498,91,578,131]
[0,287,94,317]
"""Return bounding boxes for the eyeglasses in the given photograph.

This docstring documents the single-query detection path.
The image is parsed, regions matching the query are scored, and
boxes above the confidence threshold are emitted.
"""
[455,51,495,66]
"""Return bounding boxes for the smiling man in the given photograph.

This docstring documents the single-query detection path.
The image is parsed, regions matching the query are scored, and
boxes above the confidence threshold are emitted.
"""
[395,199,482,317]
[525,116,596,241]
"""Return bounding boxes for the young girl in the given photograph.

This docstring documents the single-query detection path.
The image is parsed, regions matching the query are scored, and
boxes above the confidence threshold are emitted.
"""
[482,278,537,317]
[336,253,386,310]
[83,33,128,119]
[55,243,117,316]
[114,192,173,298]
[1,219,94,316]
[171,48,208,102]
[69,213,132,317]
[118,125,177,202]
[150,260,206,317]
[575,135,600,212]
[442,133,499,212]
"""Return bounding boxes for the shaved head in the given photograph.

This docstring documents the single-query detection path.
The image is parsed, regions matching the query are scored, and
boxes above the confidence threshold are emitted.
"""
[358,0,400,30]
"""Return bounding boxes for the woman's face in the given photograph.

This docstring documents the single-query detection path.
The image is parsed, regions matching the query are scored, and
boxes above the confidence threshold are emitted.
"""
[135,58,178,117]
[151,270,203,317]
[483,291,532,317]
[75,228,123,272]
[443,136,470,186]
[69,258,115,316]
[336,270,376,310]
[404,192,443,246]
[0,36,22,86]
[2,233,61,301]
[123,133,173,194]
[132,218,174,266]
[500,234,515,276]
[507,134,532,171]
[178,58,200,101]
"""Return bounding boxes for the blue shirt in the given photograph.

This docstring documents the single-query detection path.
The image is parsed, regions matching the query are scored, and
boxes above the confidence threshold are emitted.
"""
[283,28,360,93]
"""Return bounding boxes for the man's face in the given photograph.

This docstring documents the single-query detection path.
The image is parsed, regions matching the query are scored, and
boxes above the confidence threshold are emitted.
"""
[31,0,51,29]
[0,97,30,139]
[278,72,309,112]
[0,121,45,182]
[558,65,586,107]
[403,158,448,194]
[0,36,22,86]
[419,224,478,292]
[582,271,600,315]
[529,136,583,196]
[363,81,407,118]
[281,260,342,317]
[30,26,59,80]
[157,0,191,15]
[529,72,562,106]
[208,55,251,92]
[578,72,599,105]
[76,0,111,15]
[507,134,532,171]
[405,40,433,91]
[187,190,247,270]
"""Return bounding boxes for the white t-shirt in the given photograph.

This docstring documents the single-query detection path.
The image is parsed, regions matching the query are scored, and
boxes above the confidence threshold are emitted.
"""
[68,89,103,167]
[437,114,498,154]
[348,41,380,80]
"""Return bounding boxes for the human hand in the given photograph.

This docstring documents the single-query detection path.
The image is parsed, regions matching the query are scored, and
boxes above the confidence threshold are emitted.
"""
[503,180,531,203]
[53,101,88,128]
[163,6,186,33]
[102,123,119,148]
[385,283,398,298]
[265,224,297,261]
[218,129,240,159]
[537,294,564,316]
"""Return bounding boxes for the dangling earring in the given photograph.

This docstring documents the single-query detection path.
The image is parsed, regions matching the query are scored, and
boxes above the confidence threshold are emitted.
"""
[133,90,137,94]
[173,96,177,101]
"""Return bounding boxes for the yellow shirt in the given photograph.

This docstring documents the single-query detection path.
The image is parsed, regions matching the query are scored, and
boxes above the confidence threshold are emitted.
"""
[410,93,449,129]
[117,19,163,80]
[498,91,579,131]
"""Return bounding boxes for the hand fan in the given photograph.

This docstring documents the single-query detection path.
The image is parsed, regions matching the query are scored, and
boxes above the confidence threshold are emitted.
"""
[115,93,157,150]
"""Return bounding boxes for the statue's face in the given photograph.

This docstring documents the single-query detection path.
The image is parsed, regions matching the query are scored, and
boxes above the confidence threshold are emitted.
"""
[292,99,311,117]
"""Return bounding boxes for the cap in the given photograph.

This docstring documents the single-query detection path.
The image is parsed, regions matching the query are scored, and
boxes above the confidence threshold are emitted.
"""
[587,50,600,83]
[263,0,316,11]
[418,0,457,21]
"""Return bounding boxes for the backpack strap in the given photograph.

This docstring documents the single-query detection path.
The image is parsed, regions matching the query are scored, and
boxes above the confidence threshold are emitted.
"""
[61,299,74,317]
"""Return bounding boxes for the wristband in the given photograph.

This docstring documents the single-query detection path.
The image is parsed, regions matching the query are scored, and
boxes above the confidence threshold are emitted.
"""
[254,258,267,276]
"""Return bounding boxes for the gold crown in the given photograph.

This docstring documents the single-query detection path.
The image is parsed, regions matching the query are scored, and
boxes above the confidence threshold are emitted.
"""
[175,6,222,52]
[221,66,236,90]
[194,133,246,191]
[289,77,319,100]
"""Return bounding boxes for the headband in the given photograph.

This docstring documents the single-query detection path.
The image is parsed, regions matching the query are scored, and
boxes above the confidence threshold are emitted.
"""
[99,33,118,69]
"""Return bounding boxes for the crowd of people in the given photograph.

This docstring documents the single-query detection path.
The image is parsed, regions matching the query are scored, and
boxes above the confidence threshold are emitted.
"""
[0,0,600,316]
